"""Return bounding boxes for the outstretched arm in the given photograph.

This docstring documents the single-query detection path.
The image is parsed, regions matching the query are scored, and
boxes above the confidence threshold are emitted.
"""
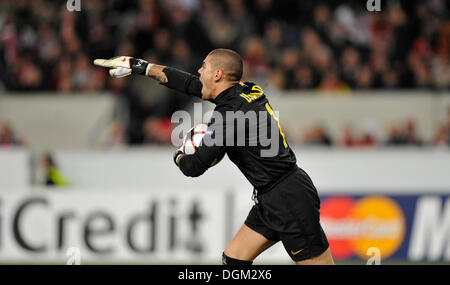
[94,56,202,98]
[146,64,168,83]
[145,63,203,98]
[148,64,202,98]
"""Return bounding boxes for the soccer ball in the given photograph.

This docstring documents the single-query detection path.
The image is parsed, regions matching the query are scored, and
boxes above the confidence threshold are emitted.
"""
[182,123,224,166]
[182,123,208,155]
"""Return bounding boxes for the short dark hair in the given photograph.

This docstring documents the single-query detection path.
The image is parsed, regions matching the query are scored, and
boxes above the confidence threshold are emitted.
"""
[208,49,243,81]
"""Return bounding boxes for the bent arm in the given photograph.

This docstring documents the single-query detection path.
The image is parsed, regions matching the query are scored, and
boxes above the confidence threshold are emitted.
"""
[175,118,227,177]
[147,65,202,98]
[177,144,225,177]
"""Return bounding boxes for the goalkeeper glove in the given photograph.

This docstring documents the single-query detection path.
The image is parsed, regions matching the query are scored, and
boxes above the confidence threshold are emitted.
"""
[93,56,153,78]
[173,145,185,167]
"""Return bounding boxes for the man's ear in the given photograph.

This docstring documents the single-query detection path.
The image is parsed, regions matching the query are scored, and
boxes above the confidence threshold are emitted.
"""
[214,69,224,81]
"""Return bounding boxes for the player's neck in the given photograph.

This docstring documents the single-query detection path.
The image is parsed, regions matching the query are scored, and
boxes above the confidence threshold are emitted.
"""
[211,81,238,100]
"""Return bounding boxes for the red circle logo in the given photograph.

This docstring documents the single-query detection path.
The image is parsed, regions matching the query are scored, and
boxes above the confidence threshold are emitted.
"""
[321,195,406,260]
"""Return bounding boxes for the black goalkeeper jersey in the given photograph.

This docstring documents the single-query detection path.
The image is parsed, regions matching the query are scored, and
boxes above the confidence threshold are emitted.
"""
[162,67,297,192]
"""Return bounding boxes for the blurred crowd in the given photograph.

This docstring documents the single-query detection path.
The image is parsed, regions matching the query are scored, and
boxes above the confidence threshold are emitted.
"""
[295,106,450,147]
[1,0,449,92]
[3,106,450,148]
[0,0,449,146]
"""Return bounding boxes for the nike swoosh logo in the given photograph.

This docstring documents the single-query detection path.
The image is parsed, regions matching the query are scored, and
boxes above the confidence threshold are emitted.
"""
[121,57,126,62]
[291,249,304,255]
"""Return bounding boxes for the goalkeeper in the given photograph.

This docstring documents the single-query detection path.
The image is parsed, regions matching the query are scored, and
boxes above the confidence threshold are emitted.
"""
[94,50,334,265]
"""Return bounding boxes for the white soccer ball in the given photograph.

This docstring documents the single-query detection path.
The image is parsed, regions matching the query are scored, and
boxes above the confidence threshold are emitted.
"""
[182,123,208,155]
[182,123,224,166]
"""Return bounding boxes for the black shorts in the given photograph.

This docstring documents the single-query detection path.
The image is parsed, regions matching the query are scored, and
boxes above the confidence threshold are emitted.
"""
[245,166,329,262]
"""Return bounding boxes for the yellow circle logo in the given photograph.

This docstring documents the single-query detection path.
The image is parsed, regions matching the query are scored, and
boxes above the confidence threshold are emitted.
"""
[321,195,406,260]
[349,196,406,259]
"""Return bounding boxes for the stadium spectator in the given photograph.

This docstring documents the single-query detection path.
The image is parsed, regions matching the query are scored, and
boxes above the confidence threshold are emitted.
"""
[352,118,379,148]
[385,122,409,146]
[72,52,106,91]
[0,122,25,147]
[226,0,256,45]
[240,36,270,83]
[299,123,333,146]
[15,56,44,91]
[336,125,358,148]
[433,124,449,146]
[50,57,74,91]
[41,152,69,187]
[319,69,350,93]
[403,119,423,146]
[294,65,315,89]
[355,65,374,89]
[433,107,450,146]
[279,47,301,89]
[381,69,400,90]
[339,46,361,88]
[263,21,286,66]
[152,28,173,63]
[358,132,377,148]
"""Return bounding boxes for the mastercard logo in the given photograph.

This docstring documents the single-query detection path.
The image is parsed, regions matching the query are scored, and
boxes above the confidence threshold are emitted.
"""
[320,195,406,260]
